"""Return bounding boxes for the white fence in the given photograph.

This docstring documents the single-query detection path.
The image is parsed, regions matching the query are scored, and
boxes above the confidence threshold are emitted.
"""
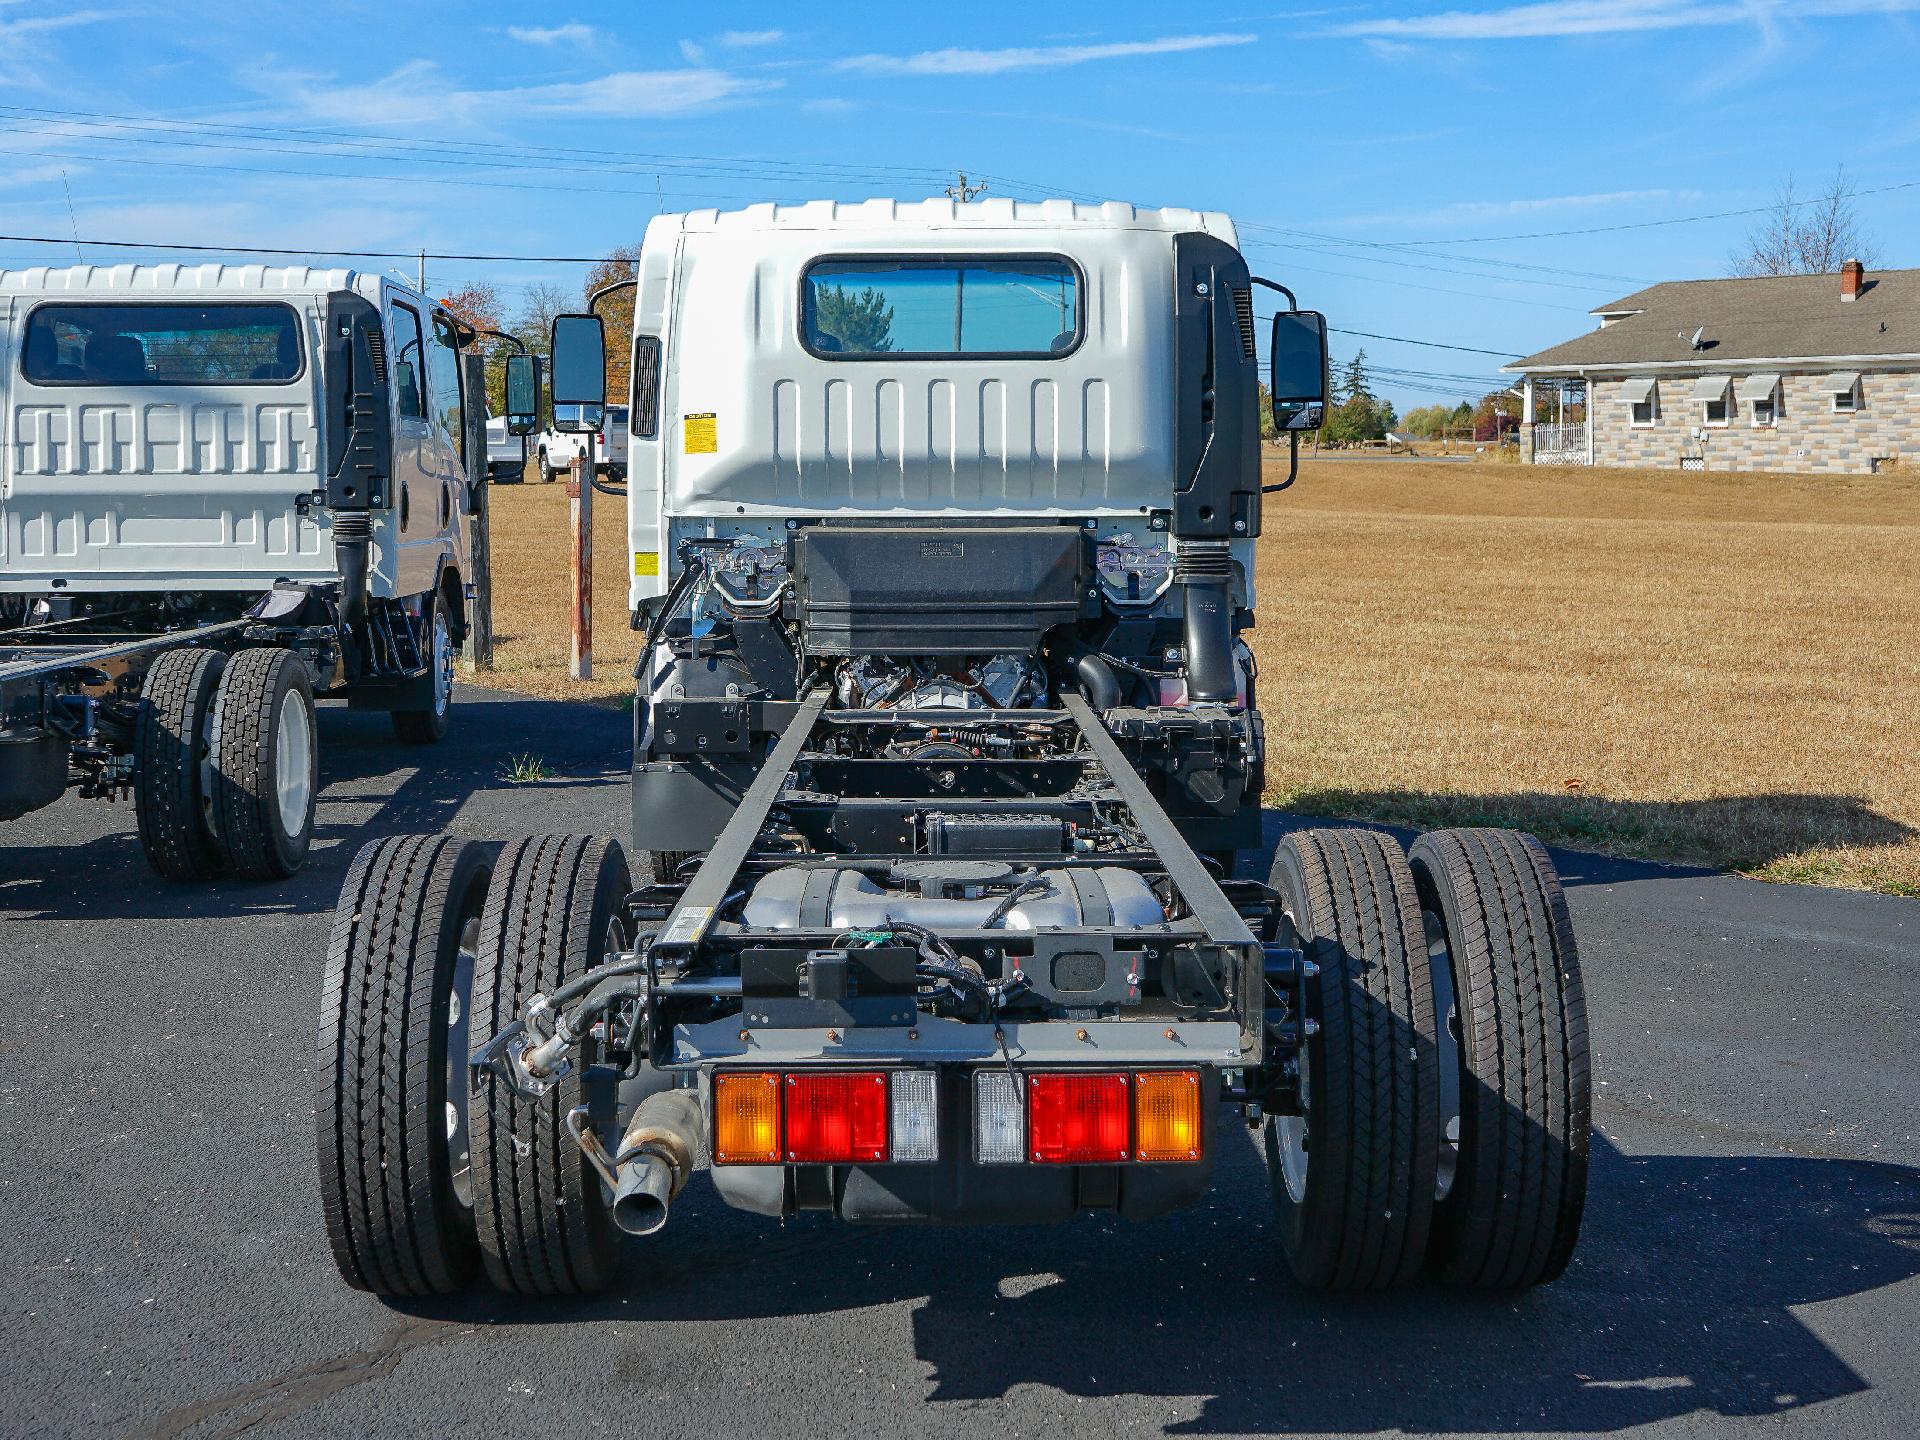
[1531,423,1589,466]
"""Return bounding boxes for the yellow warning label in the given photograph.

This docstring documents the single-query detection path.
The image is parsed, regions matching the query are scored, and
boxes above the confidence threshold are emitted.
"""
[633,551,659,577]
[684,413,718,454]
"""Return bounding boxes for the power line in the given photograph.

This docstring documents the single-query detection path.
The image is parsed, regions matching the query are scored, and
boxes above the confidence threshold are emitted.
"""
[1327,326,1519,359]
[1385,176,1920,246]
[0,232,608,263]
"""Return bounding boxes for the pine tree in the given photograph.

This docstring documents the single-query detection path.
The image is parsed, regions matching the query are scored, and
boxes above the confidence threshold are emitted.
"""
[813,285,895,353]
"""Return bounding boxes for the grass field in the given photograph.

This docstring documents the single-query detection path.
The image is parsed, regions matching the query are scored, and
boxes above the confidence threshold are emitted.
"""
[480,457,1920,895]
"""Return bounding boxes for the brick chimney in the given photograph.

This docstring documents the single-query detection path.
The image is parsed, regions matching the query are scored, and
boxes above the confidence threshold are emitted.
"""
[1841,258,1865,301]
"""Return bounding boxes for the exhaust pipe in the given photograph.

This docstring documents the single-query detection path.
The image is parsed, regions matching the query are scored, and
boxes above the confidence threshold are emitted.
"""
[608,1089,706,1238]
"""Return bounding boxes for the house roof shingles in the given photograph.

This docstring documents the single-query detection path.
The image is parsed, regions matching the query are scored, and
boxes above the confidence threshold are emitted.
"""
[1507,267,1920,372]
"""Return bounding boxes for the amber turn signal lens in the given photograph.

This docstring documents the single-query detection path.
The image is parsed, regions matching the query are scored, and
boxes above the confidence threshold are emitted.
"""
[1134,1070,1202,1162]
[713,1071,782,1164]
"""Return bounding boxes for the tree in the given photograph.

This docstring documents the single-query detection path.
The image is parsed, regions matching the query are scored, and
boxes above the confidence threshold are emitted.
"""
[1337,349,1373,404]
[813,284,895,353]
[1257,380,1279,443]
[584,246,641,402]
[1731,167,1879,277]
[508,282,570,428]
[435,282,504,411]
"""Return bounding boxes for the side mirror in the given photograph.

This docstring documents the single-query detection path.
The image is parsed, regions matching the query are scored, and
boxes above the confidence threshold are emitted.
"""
[550,312,606,408]
[1270,310,1329,432]
[503,353,538,436]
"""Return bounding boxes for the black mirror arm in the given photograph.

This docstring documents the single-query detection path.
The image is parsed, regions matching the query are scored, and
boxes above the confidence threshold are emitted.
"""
[1253,278,1302,494]
[1251,276,1298,309]
[588,277,638,311]
[1263,432,1300,494]
[475,328,527,355]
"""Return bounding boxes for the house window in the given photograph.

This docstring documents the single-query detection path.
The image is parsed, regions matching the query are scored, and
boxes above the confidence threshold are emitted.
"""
[1691,375,1732,428]
[1831,373,1862,413]
[1622,378,1658,426]
[1750,395,1775,426]
[1632,397,1657,425]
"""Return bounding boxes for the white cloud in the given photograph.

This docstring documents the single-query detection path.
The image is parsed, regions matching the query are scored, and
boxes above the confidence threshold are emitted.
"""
[1343,188,1700,227]
[836,32,1256,76]
[802,97,858,114]
[1331,0,1920,42]
[679,38,706,63]
[258,59,769,126]
[507,23,595,46]
[0,6,117,88]
[719,28,786,47]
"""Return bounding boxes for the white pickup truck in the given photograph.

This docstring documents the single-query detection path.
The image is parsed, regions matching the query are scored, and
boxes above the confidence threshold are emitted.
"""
[533,403,627,482]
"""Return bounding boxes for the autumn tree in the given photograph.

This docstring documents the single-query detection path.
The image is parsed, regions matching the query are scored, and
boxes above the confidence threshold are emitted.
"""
[584,245,641,403]
[1731,167,1879,277]
[436,282,505,411]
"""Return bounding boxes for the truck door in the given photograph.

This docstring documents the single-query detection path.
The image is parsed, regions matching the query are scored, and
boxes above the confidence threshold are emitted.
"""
[424,311,470,576]
[384,299,439,596]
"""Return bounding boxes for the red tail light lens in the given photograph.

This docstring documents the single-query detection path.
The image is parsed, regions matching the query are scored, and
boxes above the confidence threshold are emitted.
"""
[1027,1072,1130,1163]
[784,1071,889,1163]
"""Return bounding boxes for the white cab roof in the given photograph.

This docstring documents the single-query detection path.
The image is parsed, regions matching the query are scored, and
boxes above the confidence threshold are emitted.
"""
[0,262,390,299]
[657,197,1238,246]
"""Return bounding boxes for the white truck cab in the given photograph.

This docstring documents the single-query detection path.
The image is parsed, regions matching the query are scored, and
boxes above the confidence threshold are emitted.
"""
[0,263,492,877]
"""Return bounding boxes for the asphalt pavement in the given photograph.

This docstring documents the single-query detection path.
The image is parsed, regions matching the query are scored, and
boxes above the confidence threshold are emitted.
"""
[2,685,1915,1440]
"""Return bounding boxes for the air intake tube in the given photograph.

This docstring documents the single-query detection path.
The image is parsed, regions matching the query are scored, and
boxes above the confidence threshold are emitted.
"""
[332,511,372,631]
[1177,539,1238,703]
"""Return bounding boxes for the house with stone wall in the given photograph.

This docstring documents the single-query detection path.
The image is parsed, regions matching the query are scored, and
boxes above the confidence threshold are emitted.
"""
[1505,261,1919,474]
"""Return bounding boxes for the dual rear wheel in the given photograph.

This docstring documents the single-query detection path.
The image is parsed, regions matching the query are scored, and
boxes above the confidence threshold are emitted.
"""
[135,645,317,881]
[317,832,640,1297]
[1266,825,1590,1291]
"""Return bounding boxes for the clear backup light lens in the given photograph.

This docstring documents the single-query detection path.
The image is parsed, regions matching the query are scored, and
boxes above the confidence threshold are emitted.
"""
[973,1070,1025,1164]
[890,1070,939,1163]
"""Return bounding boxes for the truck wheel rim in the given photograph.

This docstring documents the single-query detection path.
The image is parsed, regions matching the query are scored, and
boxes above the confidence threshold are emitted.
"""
[430,608,453,718]
[274,689,312,834]
[1276,1069,1311,1204]
[445,916,477,1210]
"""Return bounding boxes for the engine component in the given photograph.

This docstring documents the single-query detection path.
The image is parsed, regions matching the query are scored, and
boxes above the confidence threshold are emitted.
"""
[926,812,1070,858]
[1095,534,1175,608]
[740,863,1164,932]
[708,543,789,616]
[836,655,1048,711]
[793,524,1086,656]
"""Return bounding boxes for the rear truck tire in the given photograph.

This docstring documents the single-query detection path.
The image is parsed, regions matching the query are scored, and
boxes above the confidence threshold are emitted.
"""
[208,647,317,879]
[636,849,696,885]
[1409,828,1591,1289]
[1265,828,1441,1291]
[317,835,491,1296]
[391,590,454,745]
[133,646,226,881]
[470,834,633,1296]
[537,447,555,484]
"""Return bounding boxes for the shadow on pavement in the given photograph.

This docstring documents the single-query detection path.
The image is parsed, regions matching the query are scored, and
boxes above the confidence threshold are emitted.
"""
[296,1134,1920,1438]
[0,689,630,922]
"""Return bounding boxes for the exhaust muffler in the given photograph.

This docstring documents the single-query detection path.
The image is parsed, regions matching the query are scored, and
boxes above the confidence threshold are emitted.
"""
[607,1089,706,1237]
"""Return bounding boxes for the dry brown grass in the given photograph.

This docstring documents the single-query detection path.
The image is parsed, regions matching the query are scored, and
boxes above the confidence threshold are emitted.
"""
[477,456,1920,895]
[1253,456,1920,895]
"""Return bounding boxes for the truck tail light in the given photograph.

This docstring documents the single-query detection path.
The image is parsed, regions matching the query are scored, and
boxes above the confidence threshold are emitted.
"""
[1028,1073,1130,1163]
[713,1072,781,1164]
[889,1070,939,1163]
[784,1072,888,1163]
[973,1070,1025,1165]
[1134,1070,1203,1162]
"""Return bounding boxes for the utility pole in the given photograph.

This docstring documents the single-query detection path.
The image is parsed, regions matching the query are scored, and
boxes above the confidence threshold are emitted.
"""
[943,172,988,203]
[417,248,426,293]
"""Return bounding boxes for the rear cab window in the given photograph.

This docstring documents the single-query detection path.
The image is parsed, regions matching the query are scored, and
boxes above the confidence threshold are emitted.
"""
[800,256,1082,360]
[21,302,304,385]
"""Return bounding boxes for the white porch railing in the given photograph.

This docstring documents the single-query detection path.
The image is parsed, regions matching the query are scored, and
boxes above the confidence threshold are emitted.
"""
[1532,423,1589,465]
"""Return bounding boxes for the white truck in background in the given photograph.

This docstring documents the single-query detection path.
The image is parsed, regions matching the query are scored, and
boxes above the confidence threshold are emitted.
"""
[534,403,628,482]
[0,263,535,879]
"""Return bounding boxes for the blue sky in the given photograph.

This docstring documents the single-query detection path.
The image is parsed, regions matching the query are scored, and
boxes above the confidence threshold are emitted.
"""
[3,0,1917,412]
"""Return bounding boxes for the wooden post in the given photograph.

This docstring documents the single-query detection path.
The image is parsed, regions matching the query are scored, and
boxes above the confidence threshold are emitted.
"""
[569,447,592,681]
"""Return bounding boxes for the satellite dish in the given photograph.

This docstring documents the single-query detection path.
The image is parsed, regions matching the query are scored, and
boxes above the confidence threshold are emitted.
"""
[1689,326,1706,350]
